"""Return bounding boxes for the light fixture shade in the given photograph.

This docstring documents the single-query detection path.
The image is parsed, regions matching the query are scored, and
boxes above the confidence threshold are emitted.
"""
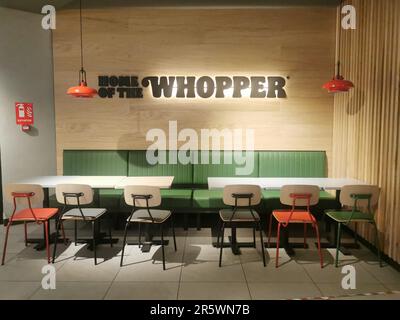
[67,81,97,98]
[323,75,354,93]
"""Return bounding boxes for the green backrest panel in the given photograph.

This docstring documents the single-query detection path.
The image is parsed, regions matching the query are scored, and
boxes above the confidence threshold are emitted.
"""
[63,150,128,176]
[258,151,326,177]
[128,151,193,185]
[193,151,259,184]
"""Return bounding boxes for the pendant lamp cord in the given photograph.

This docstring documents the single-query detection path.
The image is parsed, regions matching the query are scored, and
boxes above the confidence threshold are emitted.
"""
[80,0,84,71]
[336,0,346,76]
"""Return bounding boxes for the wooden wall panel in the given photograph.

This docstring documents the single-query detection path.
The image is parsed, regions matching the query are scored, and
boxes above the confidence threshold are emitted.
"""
[53,7,336,173]
[332,0,400,262]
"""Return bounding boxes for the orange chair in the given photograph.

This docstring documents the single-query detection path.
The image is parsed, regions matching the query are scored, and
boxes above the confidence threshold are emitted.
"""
[1,184,65,265]
[267,185,323,268]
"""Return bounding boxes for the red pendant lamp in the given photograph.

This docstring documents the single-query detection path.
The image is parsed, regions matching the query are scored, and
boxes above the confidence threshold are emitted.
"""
[323,62,354,93]
[67,0,97,98]
[323,2,354,93]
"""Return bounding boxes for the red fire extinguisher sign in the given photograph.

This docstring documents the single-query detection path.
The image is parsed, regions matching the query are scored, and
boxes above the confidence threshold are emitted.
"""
[15,102,34,125]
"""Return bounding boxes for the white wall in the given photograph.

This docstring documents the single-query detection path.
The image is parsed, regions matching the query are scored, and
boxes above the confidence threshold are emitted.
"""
[0,7,56,219]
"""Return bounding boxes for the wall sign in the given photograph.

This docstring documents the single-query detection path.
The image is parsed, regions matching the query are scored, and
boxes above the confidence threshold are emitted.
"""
[98,75,287,99]
[15,102,34,131]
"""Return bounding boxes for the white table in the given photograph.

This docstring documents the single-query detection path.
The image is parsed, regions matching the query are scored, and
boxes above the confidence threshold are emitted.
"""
[208,177,366,190]
[15,175,126,189]
[115,176,174,189]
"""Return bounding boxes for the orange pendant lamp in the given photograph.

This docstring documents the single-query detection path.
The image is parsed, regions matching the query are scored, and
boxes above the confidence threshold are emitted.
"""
[323,2,354,93]
[67,0,97,98]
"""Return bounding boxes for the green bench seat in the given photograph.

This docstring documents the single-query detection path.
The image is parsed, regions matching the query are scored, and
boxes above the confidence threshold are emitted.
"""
[128,150,193,185]
[61,150,335,216]
[258,151,326,177]
[193,190,228,209]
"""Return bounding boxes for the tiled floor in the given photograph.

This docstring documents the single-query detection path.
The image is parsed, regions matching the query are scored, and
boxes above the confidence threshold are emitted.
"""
[0,222,399,300]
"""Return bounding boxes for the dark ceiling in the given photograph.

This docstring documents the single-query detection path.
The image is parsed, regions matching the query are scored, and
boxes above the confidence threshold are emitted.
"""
[0,0,341,13]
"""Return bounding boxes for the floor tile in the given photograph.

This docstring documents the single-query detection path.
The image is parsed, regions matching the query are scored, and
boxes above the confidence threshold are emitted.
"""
[181,260,245,282]
[241,250,313,283]
[383,283,400,291]
[55,257,120,282]
[359,262,400,284]
[316,282,387,298]
[30,282,111,300]
[303,260,381,284]
[248,282,321,300]
[115,245,182,282]
[105,282,179,300]
[0,258,64,281]
[178,282,250,300]
[0,282,40,300]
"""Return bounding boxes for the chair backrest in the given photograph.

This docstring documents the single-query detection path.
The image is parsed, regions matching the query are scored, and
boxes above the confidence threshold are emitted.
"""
[5,184,44,208]
[56,184,94,205]
[280,185,320,206]
[223,185,262,207]
[124,186,161,208]
[340,185,380,209]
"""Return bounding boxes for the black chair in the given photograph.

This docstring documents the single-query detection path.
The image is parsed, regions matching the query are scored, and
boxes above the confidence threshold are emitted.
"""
[52,184,112,265]
[217,184,266,267]
[120,185,177,270]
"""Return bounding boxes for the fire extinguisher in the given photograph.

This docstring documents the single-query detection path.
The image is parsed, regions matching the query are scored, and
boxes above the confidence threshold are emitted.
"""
[18,104,25,118]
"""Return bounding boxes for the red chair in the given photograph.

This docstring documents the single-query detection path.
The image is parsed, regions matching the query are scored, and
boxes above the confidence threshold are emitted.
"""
[1,184,65,265]
[267,185,323,268]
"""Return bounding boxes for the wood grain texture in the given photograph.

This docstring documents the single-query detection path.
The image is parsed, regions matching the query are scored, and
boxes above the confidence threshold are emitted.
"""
[53,7,336,173]
[332,0,400,263]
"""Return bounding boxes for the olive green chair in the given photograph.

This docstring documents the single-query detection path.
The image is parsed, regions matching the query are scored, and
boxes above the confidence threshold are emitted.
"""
[325,185,382,267]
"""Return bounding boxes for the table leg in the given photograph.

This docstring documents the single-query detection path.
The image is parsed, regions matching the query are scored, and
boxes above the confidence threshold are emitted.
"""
[212,223,258,255]
[265,225,308,256]
[127,223,169,253]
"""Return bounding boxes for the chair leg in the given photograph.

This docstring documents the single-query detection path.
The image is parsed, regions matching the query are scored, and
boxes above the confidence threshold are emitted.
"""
[183,213,188,231]
[258,222,266,267]
[60,221,67,244]
[267,214,273,248]
[171,218,177,252]
[1,221,12,265]
[120,222,130,267]
[138,223,142,248]
[373,222,382,267]
[276,223,281,268]
[253,227,256,248]
[314,223,324,268]
[303,223,307,248]
[74,220,78,245]
[196,213,201,231]
[92,221,97,265]
[354,222,358,245]
[108,216,113,248]
[52,218,62,263]
[335,223,342,268]
[161,224,166,270]
[219,223,225,267]
[44,221,50,264]
[24,222,28,247]
[216,221,221,248]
